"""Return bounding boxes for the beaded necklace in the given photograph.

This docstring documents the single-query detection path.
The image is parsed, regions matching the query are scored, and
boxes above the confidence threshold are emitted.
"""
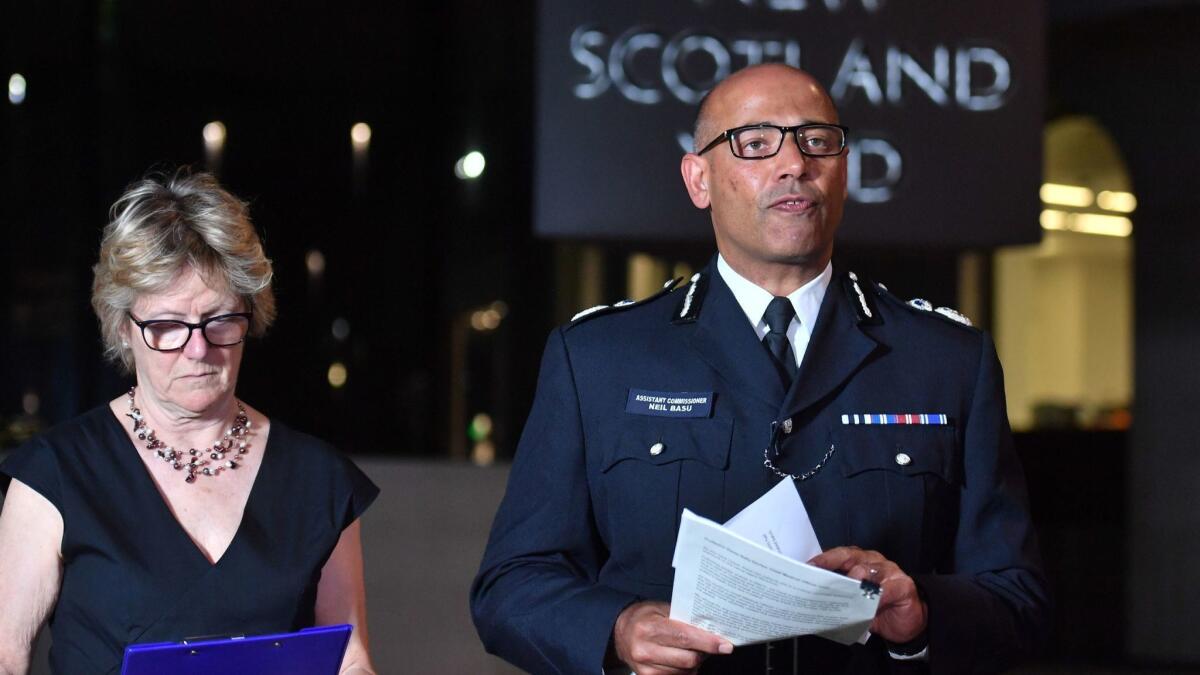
[125,386,251,483]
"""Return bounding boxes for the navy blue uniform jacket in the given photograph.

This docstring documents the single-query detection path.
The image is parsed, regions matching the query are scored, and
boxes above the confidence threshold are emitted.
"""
[471,261,1050,674]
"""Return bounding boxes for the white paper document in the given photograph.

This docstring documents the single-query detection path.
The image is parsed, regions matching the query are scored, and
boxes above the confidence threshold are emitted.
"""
[723,477,822,563]
[669,509,879,646]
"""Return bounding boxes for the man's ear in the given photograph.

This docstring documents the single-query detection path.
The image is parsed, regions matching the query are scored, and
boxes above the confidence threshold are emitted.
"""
[680,153,711,209]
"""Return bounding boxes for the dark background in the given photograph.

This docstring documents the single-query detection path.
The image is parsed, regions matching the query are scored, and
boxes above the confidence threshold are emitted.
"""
[4,0,1200,669]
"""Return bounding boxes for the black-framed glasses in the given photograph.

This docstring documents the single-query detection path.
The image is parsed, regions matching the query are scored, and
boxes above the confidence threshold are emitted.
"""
[698,123,849,159]
[127,311,253,351]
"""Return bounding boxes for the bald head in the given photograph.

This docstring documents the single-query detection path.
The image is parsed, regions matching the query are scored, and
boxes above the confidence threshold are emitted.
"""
[693,64,838,153]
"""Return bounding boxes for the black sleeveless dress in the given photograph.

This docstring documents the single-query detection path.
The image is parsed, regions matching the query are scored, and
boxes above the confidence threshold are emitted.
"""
[0,404,379,675]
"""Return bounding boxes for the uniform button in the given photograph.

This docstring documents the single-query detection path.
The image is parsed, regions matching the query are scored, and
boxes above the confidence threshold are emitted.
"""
[894,452,912,466]
[650,442,664,456]
[781,418,793,434]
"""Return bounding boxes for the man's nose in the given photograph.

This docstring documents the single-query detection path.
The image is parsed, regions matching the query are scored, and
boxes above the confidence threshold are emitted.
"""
[775,131,810,179]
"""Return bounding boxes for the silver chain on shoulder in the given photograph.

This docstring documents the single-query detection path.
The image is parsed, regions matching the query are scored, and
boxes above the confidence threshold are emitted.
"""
[762,443,837,481]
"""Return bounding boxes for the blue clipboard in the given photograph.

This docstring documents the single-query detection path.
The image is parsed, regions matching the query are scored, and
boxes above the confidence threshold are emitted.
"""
[120,624,352,675]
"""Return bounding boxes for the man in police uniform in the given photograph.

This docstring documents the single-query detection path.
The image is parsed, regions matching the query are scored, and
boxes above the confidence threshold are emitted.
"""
[471,64,1049,674]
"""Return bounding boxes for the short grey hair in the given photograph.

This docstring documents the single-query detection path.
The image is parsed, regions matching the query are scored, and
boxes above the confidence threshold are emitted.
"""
[91,169,276,372]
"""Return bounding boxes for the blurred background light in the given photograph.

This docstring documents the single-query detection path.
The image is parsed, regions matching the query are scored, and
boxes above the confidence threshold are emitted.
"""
[468,412,493,442]
[468,301,507,331]
[305,249,326,277]
[331,317,350,341]
[327,361,348,388]
[22,391,39,415]
[1040,208,1131,237]
[470,439,496,466]
[203,121,227,151]
[454,150,486,180]
[469,413,495,466]
[1073,213,1133,237]
[1040,182,1093,208]
[8,73,26,105]
[351,122,372,151]
[1097,190,1137,213]
[1040,209,1068,231]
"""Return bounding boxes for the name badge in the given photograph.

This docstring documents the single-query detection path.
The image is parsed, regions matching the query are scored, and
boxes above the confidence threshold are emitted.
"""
[625,389,714,418]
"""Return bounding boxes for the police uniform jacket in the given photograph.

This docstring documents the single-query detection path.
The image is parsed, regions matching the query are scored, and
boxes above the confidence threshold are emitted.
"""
[471,258,1050,674]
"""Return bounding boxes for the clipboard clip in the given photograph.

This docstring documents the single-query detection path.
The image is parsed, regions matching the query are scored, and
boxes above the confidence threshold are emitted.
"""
[181,633,245,645]
[860,579,881,600]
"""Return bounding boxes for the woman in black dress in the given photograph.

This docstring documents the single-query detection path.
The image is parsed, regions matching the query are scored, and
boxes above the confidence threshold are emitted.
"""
[0,170,378,674]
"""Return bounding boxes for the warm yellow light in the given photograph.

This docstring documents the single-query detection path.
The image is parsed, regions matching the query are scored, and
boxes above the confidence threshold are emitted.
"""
[327,362,348,388]
[203,121,227,150]
[480,309,501,329]
[470,307,502,331]
[1039,209,1068,230]
[1040,210,1131,237]
[1072,213,1132,237]
[351,122,371,149]
[1040,183,1093,208]
[1097,190,1137,213]
[471,439,496,466]
[305,249,326,277]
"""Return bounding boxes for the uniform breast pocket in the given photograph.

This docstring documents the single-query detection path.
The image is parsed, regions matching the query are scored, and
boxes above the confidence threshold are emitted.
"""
[833,424,961,567]
[597,416,732,586]
[836,425,960,483]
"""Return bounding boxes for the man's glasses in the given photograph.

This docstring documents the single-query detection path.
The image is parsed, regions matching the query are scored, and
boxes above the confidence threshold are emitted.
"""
[128,312,252,351]
[698,123,849,159]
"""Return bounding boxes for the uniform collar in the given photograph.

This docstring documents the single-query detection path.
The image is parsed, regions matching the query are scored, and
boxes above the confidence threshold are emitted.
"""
[715,254,831,339]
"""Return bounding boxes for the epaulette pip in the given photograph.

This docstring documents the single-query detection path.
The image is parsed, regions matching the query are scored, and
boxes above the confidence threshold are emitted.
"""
[873,281,976,329]
[568,277,683,327]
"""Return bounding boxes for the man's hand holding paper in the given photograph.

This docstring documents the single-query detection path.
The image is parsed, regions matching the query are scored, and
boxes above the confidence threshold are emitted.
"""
[609,601,732,675]
[668,477,887,649]
[615,480,931,672]
[808,546,929,646]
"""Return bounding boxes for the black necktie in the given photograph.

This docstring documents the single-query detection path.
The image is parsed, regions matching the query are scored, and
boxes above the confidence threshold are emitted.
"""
[762,296,799,386]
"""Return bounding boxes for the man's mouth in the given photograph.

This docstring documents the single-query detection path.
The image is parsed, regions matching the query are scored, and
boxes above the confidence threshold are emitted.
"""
[769,196,817,212]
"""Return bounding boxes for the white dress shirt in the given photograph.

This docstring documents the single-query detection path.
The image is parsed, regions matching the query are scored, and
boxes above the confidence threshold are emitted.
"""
[716,255,832,370]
